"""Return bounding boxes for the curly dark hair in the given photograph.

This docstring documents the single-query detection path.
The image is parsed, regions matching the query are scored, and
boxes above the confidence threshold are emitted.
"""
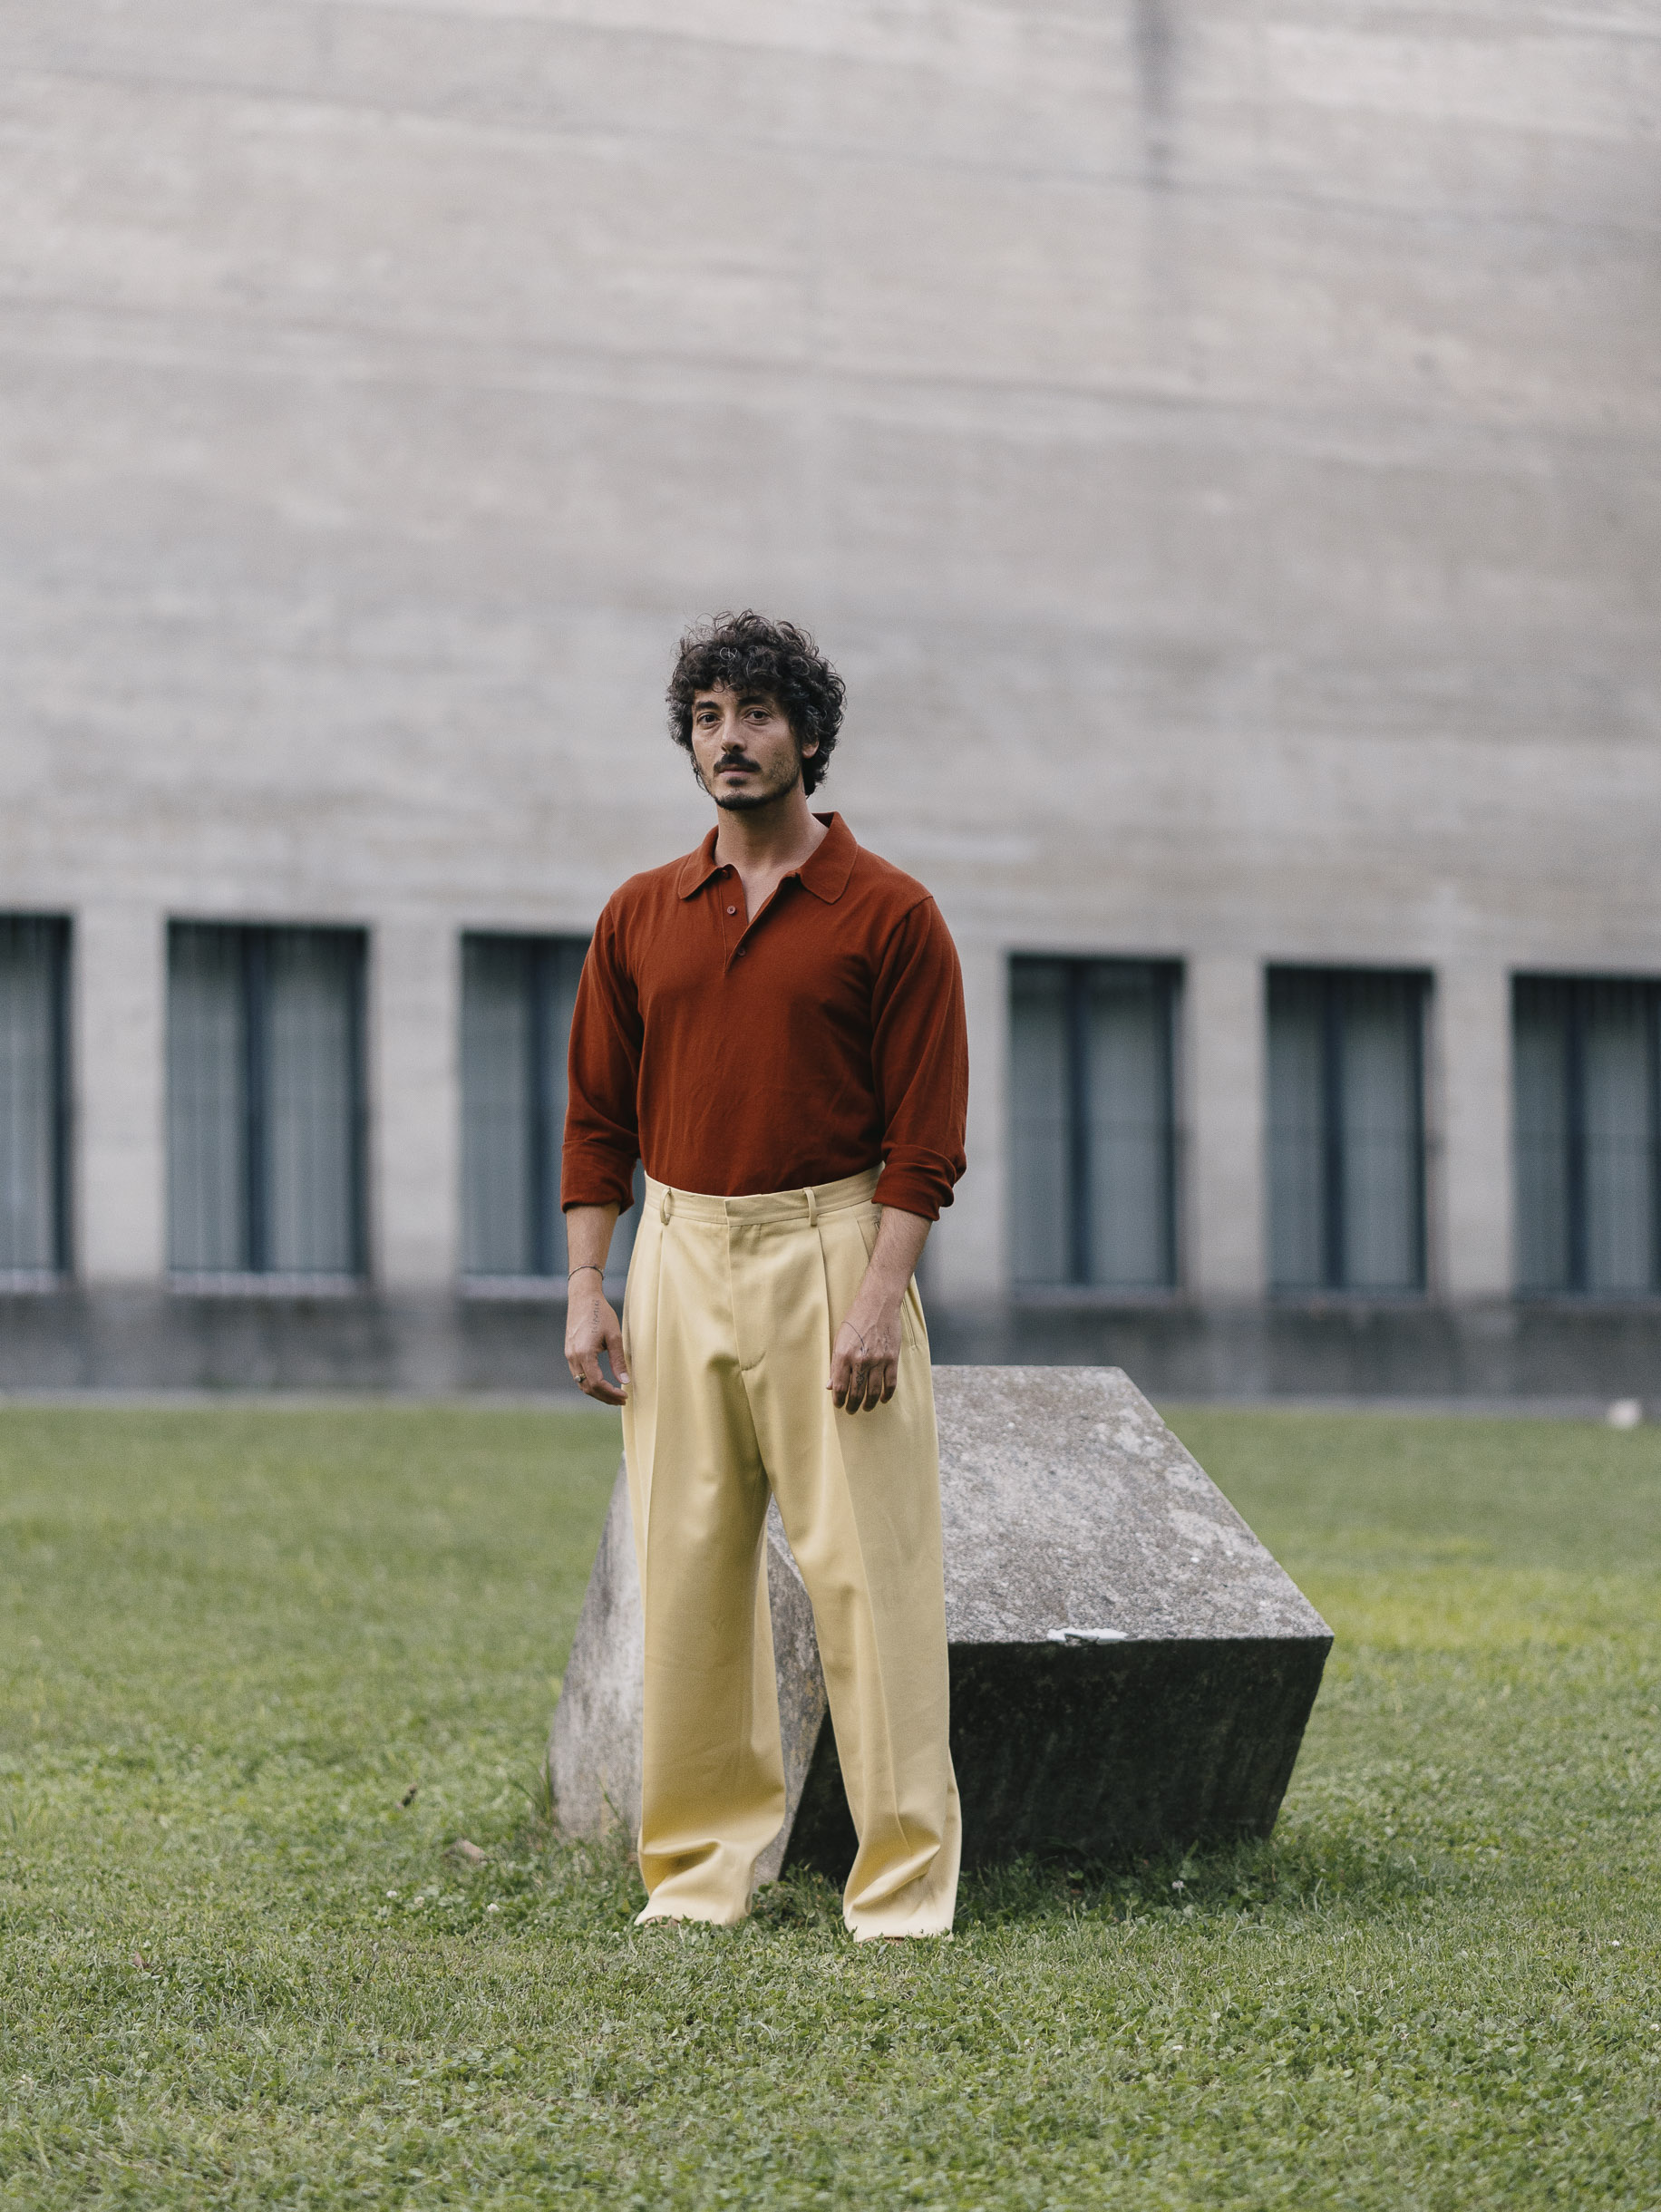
[666,611,845,797]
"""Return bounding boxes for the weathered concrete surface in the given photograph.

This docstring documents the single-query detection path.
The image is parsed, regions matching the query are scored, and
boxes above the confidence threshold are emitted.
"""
[549,1366,1332,1877]
[546,1467,644,1848]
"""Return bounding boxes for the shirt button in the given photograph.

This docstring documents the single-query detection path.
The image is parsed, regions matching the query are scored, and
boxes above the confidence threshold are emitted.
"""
[726,906,736,916]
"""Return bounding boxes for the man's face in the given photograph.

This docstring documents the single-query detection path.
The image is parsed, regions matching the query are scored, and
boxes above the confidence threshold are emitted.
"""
[690,685,817,811]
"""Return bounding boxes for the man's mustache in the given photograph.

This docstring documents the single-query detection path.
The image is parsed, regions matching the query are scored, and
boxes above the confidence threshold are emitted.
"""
[716,754,763,774]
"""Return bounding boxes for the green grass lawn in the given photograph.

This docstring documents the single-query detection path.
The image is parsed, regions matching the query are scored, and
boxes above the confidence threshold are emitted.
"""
[2,1402,1657,2209]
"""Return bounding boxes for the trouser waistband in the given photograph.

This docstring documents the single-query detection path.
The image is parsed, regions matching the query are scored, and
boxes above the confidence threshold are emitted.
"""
[642,1167,880,1228]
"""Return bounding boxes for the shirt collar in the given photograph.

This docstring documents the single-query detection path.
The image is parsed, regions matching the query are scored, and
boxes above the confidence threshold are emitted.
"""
[675,812,857,904]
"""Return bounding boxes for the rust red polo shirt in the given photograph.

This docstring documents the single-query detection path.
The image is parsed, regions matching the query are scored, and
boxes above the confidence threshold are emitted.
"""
[561,812,968,1220]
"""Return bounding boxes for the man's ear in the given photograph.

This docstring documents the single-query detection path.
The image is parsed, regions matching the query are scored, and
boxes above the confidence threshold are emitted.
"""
[800,734,819,759]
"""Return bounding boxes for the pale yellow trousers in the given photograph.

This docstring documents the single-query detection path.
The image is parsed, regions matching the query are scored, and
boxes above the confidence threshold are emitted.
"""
[618,1167,960,1938]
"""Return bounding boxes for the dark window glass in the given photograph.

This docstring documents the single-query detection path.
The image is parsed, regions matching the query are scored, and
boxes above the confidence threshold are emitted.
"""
[1514,975,1660,1296]
[1268,967,1427,1294]
[168,924,366,1277]
[460,934,640,1285]
[1010,957,1179,1289]
[0,917,71,1276]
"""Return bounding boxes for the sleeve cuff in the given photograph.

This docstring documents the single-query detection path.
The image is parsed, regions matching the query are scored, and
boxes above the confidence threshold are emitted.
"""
[871,1165,952,1221]
[560,1155,639,1214]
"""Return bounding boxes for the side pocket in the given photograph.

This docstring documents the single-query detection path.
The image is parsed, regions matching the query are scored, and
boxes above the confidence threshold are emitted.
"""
[619,1215,651,1369]
[903,1276,928,1353]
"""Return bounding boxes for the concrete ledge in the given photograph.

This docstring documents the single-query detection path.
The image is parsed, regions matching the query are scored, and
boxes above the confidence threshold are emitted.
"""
[930,1298,1661,1403]
[1,1287,1658,1402]
[0,1286,563,1394]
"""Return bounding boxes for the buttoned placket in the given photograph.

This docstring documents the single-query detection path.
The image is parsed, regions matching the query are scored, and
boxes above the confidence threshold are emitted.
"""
[717,867,796,971]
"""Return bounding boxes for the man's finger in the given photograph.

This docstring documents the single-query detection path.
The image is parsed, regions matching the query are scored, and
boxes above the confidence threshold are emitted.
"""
[578,1346,626,1406]
[860,1357,895,1412]
[605,1321,630,1390]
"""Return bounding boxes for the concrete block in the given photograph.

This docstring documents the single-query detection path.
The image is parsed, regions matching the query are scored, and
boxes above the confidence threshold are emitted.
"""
[549,1367,1331,1877]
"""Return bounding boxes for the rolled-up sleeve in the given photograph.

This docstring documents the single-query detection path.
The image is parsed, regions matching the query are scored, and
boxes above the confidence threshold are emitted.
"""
[869,897,968,1220]
[561,903,644,1213]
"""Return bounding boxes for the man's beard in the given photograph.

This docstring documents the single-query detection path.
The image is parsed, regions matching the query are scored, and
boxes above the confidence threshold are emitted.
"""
[708,757,802,811]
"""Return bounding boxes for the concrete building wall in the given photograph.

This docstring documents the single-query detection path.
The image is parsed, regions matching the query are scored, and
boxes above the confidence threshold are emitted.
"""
[1,1,1658,1390]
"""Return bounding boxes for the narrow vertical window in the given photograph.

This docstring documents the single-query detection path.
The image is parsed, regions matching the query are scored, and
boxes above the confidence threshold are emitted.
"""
[1268,967,1428,1294]
[460,934,639,1285]
[1010,957,1179,1289]
[0,917,71,1278]
[168,924,365,1279]
[1514,975,1660,1295]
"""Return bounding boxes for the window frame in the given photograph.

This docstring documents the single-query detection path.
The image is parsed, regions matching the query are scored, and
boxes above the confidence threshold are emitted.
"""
[1267,964,1431,1298]
[166,920,369,1285]
[0,913,73,1283]
[1008,953,1181,1295]
[1512,972,1661,1300]
[458,930,640,1295]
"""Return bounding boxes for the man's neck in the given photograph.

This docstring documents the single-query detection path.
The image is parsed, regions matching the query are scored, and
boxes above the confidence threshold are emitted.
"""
[711,788,829,878]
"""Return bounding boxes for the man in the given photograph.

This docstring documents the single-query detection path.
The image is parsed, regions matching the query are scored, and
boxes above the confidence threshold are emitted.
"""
[561,610,967,1939]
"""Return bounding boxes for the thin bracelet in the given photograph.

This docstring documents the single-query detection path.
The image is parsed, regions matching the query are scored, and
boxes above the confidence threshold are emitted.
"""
[568,1264,604,1281]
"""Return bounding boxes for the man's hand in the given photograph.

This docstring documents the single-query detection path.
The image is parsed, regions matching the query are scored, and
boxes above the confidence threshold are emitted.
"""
[564,1202,627,1404]
[566,1282,629,1405]
[829,1301,903,1413]
[828,1204,931,1415]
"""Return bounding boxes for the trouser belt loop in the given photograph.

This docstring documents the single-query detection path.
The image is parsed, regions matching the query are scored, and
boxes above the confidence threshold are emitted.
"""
[660,1188,674,1225]
[803,1187,818,1228]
